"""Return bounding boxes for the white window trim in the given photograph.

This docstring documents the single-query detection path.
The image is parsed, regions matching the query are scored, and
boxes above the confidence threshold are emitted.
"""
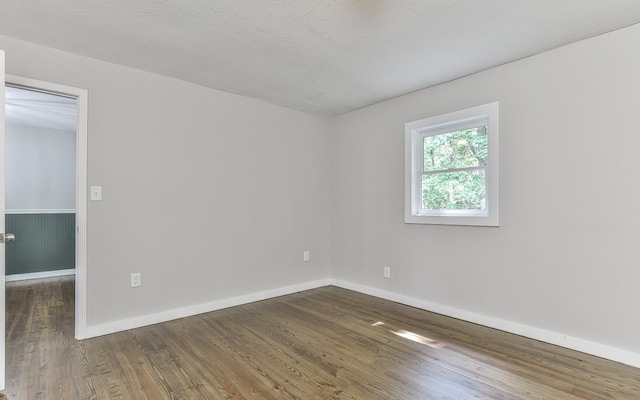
[405,102,499,226]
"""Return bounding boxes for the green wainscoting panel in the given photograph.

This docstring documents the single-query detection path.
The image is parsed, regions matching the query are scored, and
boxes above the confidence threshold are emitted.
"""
[5,213,75,275]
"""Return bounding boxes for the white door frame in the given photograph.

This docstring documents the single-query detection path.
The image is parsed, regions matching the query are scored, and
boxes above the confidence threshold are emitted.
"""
[5,74,88,339]
[1,49,6,391]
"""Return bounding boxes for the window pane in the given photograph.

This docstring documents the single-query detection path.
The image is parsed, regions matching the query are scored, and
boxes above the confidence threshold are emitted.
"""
[423,127,487,172]
[422,169,486,211]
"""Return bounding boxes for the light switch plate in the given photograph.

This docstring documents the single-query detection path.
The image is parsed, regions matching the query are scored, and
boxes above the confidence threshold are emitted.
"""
[90,186,102,201]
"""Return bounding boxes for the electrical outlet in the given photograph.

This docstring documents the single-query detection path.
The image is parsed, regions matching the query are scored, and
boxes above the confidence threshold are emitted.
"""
[303,251,310,262]
[384,267,391,278]
[131,273,141,287]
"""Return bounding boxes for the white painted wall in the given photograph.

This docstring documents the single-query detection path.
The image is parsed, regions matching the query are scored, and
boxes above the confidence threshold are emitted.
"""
[2,23,639,365]
[331,23,640,358]
[0,35,332,328]
[5,123,76,211]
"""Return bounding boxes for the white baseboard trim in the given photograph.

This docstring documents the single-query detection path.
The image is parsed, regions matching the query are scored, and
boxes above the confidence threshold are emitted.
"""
[85,279,332,339]
[6,269,76,282]
[331,279,640,369]
[83,277,639,369]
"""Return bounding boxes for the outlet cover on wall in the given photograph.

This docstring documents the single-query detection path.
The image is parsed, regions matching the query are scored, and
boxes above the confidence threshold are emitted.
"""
[384,267,391,278]
[131,273,141,287]
[303,251,310,262]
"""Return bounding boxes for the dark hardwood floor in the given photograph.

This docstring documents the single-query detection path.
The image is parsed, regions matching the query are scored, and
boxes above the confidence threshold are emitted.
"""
[3,276,639,399]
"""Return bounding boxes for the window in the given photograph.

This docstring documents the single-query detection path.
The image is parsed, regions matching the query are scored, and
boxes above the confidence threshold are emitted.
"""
[405,102,499,226]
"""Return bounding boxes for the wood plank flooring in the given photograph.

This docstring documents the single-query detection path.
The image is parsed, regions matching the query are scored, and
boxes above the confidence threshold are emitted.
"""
[4,276,640,399]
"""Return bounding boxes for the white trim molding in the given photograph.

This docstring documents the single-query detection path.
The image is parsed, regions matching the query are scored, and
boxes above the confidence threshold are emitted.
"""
[6,74,89,340]
[6,269,75,282]
[83,277,640,369]
[5,209,76,214]
[86,279,332,339]
[405,102,500,226]
[331,280,640,369]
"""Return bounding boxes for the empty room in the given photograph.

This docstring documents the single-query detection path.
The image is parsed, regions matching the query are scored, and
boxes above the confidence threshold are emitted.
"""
[0,1,639,399]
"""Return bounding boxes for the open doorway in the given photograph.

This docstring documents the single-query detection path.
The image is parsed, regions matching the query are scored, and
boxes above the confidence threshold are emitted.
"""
[3,76,87,346]
[5,86,77,282]
[4,87,79,390]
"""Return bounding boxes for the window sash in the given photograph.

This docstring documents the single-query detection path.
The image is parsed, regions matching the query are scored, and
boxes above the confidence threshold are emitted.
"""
[420,165,486,176]
[414,126,489,214]
[416,166,488,215]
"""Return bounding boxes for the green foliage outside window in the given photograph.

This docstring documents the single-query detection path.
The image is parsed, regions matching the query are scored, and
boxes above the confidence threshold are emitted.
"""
[422,127,488,211]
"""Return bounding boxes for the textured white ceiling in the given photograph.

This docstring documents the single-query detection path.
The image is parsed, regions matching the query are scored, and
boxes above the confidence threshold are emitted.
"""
[1,1,640,116]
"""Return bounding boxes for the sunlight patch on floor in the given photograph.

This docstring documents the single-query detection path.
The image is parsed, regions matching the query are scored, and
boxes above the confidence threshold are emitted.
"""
[372,321,446,349]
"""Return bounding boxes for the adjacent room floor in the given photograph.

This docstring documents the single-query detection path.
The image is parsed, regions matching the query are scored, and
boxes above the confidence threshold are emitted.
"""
[4,276,639,399]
